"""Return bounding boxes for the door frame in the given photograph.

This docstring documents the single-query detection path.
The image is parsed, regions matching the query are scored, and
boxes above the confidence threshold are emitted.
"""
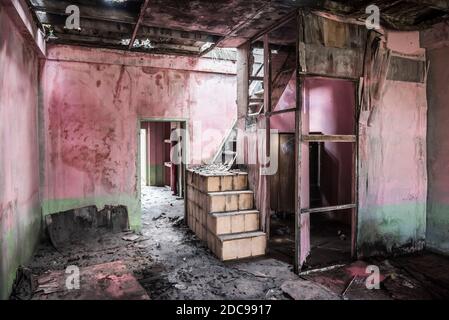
[294,75,360,272]
[137,117,190,222]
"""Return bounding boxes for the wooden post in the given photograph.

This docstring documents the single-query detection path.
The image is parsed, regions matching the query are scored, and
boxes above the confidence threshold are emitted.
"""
[295,11,311,273]
[263,33,272,236]
[236,42,250,132]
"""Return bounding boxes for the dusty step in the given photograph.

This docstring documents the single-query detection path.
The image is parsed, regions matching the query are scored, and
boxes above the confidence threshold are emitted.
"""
[208,190,254,213]
[187,170,248,192]
[208,231,266,261]
[207,210,260,235]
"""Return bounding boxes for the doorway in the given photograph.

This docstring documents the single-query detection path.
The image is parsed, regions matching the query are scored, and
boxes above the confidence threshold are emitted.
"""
[139,120,187,222]
[296,76,358,270]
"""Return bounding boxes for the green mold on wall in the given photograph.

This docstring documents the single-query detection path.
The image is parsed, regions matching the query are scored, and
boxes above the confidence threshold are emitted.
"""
[0,204,41,300]
[426,203,449,253]
[357,202,426,256]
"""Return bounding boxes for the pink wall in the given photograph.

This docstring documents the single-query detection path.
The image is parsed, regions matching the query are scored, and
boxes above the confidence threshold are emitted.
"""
[0,5,41,299]
[40,45,237,229]
[270,73,296,133]
[357,32,427,257]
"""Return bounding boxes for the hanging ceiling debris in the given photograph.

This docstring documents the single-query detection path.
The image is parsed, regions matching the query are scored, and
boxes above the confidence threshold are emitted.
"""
[26,0,449,56]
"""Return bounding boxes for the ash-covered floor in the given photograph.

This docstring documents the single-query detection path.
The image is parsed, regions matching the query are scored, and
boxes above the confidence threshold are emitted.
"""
[10,186,449,300]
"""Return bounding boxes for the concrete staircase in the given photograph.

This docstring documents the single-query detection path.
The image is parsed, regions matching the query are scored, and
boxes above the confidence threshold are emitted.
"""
[187,169,266,261]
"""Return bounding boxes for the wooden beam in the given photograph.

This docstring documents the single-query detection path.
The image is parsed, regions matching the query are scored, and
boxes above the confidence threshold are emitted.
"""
[36,11,132,39]
[236,42,250,132]
[50,33,201,55]
[129,0,150,50]
[408,0,449,12]
[263,32,272,236]
[301,204,357,214]
[35,11,218,43]
[302,135,356,143]
[266,107,297,117]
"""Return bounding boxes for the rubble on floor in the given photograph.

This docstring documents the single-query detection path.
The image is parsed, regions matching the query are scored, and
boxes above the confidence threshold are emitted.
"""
[281,279,340,300]
[188,164,244,175]
[33,261,150,300]
[10,186,449,300]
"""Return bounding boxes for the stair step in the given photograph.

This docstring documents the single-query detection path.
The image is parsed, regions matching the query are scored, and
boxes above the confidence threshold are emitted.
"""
[208,190,254,213]
[208,210,260,235]
[212,231,266,261]
[187,170,248,192]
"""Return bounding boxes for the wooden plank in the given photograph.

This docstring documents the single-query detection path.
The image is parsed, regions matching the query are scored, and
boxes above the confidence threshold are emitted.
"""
[387,55,426,83]
[278,134,295,213]
[263,32,272,237]
[266,107,297,117]
[294,11,304,274]
[270,134,280,212]
[236,42,250,131]
[301,204,356,214]
[129,0,150,50]
[302,44,364,79]
[302,135,356,143]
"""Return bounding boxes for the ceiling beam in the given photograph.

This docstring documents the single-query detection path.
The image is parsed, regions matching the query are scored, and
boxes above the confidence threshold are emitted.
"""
[50,33,202,56]
[36,11,217,44]
[408,0,449,12]
[129,0,150,50]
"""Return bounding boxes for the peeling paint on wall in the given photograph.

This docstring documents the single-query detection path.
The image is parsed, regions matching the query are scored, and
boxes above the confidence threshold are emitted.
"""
[357,80,428,257]
[40,45,237,231]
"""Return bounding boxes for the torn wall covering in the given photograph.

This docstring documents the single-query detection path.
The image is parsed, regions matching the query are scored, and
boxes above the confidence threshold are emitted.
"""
[421,23,449,255]
[0,6,41,299]
[358,31,427,257]
[41,45,237,231]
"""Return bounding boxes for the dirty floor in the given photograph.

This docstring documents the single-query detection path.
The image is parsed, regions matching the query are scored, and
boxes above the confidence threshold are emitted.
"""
[10,186,449,300]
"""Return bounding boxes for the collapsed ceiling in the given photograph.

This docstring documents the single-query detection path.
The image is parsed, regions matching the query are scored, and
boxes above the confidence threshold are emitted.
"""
[26,0,449,56]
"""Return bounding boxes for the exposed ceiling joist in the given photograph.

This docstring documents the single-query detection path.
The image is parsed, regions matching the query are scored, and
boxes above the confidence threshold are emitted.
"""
[26,0,449,57]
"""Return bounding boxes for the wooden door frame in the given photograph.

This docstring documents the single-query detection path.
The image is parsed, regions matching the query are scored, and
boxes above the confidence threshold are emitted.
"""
[137,118,189,222]
[294,75,359,273]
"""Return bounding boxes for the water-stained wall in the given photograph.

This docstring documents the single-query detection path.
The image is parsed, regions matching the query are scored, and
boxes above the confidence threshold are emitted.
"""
[357,32,428,257]
[0,6,41,299]
[40,45,237,231]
